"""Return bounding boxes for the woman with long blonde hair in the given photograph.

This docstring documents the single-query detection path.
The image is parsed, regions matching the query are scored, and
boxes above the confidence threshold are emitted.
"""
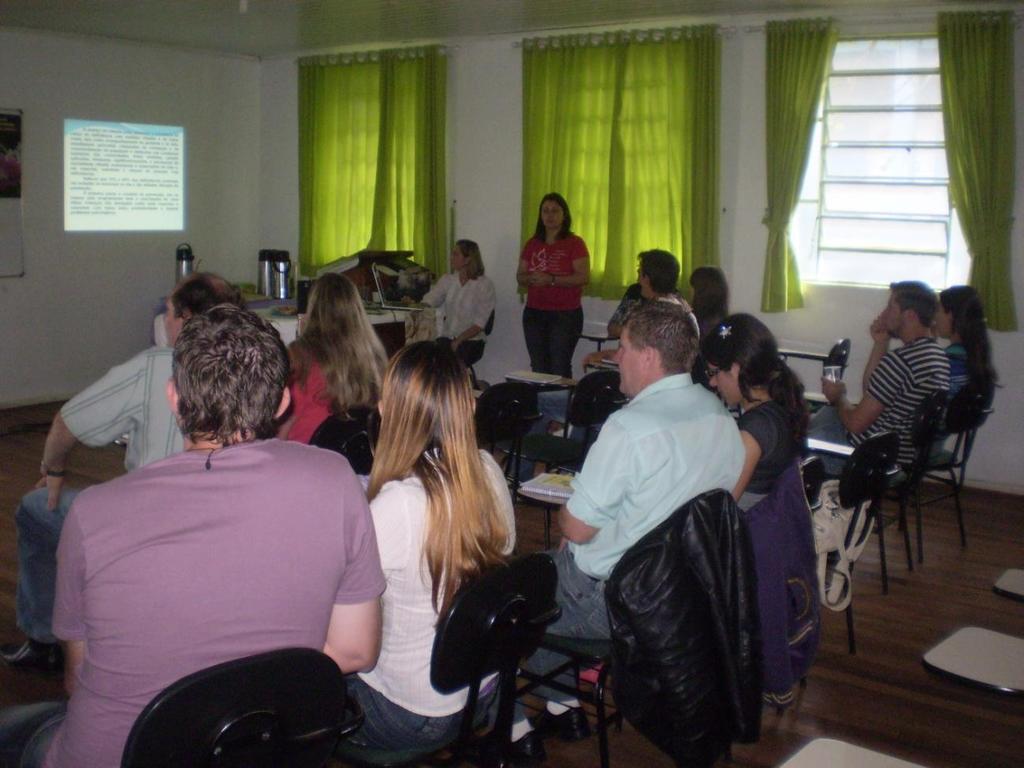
[348,341,515,750]
[278,273,387,443]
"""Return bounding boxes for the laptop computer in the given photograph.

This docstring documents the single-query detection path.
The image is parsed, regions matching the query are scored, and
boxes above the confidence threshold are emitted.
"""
[371,262,429,311]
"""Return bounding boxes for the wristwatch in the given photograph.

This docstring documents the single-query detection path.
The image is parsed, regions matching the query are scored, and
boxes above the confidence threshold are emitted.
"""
[40,463,66,478]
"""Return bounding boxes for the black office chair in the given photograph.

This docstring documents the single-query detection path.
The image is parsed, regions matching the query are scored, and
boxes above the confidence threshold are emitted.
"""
[334,553,561,767]
[475,382,539,492]
[885,390,948,566]
[309,407,375,476]
[834,432,899,650]
[121,647,362,768]
[460,310,496,390]
[825,338,852,378]
[922,383,994,549]
[512,370,625,547]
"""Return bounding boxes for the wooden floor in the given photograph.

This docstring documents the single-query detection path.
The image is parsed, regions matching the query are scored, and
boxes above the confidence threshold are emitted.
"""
[2,402,1022,767]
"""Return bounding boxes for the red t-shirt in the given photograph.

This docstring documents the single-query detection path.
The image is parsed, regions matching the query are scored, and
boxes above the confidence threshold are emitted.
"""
[288,360,332,444]
[520,234,589,311]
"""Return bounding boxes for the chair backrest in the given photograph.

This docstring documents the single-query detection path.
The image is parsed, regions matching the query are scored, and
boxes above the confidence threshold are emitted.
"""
[430,553,560,756]
[838,431,899,509]
[905,390,947,477]
[800,456,825,511]
[121,647,360,768]
[309,408,374,475]
[474,382,538,450]
[825,338,852,374]
[945,381,994,435]
[483,308,496,336]
[566,369,627,428]
[431,552,559,692]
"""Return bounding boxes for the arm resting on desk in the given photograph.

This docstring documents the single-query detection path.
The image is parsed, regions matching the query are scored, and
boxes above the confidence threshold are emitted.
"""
[835,393,884,436]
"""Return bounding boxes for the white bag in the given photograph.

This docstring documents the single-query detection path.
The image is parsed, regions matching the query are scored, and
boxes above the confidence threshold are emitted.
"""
[811,479,874,612]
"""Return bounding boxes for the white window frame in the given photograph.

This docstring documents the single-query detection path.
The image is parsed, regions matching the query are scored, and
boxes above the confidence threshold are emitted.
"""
[793,37,970,289]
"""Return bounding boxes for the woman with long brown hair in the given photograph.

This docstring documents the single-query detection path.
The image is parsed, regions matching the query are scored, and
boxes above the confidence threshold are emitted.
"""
[278,273,387,443]
[348,341,515,750]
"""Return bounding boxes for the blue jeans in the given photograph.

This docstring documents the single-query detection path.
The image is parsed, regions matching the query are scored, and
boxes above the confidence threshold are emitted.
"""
[515,547,610,725]
[522,307,583,379]
[808,406,852,476]
[0,701,65,768]
[346,677,466,752]
[14,488,79,643]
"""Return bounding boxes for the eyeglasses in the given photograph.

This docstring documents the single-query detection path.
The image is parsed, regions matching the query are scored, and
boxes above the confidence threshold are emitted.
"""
[705,363,721,378]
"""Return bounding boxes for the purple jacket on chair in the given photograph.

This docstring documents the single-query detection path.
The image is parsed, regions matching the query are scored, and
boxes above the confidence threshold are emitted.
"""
[744,462,820,708]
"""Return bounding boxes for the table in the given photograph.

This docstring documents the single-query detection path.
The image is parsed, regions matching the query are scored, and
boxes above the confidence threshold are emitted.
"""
[922,626,1024,694]
[154,302,408,355]
[778,738,928,767]
[581,330,612,351]
[993,569,1024,602]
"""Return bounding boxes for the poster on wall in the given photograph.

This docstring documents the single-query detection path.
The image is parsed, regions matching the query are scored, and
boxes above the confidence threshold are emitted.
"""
[0,108,24,277]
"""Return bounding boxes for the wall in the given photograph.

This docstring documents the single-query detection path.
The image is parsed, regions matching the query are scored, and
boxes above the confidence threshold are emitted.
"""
[0,28,262,405]
[258,9,1020,493]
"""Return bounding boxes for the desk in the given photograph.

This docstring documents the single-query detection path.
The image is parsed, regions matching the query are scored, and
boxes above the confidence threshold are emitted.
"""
[581,331,612,351]
[922,626,1024,694]
[994,569,1024,602]
[154,303,408,355]
[779,738,927,768]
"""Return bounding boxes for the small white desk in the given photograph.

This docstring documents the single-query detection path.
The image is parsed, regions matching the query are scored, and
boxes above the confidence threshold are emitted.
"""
[779,738,928,767]
[993,569,1024,602]
[922,626,1024,694]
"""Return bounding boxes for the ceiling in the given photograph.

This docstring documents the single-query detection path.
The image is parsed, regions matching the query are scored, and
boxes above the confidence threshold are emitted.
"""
[0,0,1012,58]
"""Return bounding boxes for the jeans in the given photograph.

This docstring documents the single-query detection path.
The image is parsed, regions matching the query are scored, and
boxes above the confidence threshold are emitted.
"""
[807,406,852,476]
[522,307,583,379]
[14,488,79,643]
[346,676,482,752]
[0,701,65,768]
[514,547,610,725]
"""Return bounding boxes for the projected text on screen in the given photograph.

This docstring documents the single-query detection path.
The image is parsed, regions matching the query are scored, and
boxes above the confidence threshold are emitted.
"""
[64,120,184,232]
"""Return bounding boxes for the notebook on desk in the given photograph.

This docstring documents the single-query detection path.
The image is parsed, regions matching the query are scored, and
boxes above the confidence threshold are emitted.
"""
[506,370,564,384]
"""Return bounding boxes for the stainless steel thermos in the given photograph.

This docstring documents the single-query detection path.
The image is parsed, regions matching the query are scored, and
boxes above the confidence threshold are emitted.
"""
[258,249,291,298]
[175,243,194,283]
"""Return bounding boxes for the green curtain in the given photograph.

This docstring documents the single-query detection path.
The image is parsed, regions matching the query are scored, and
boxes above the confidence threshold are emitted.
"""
[939,12,1017,331]
[298,47,447,277]
[522,28,720,300]
[761,19,836,312]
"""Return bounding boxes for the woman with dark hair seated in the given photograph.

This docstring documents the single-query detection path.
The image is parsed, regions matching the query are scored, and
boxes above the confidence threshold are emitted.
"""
[689,265,730,338]
[701,314,808,510]
[935,285,998,399]
[277,273,387,443]
[347,342,515,751]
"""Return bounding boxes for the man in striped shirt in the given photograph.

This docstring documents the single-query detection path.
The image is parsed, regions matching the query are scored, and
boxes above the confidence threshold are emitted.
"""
[812,281,950,469]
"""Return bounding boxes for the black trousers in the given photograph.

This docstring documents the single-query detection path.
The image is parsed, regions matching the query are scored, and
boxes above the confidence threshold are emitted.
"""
[522,306,583,379]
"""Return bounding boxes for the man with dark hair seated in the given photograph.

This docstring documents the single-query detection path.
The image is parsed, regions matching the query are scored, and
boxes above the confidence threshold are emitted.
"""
[810,280,950,472]
[2,273,244,672]
[0,305,384,768]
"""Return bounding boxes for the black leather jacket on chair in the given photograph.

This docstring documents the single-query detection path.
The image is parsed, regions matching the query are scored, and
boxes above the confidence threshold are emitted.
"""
[605,489,762,768]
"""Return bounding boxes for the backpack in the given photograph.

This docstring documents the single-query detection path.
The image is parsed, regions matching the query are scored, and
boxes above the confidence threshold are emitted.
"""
[811,479,873,611]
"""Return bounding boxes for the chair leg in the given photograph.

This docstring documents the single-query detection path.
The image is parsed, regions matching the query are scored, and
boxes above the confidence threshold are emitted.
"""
[914,489,924,565]
[874,503,889,595]
[898,495,914,573]
[952,471,967,548]
[846,602,856,655]
[543,508,552,550]
[595,663,611,768]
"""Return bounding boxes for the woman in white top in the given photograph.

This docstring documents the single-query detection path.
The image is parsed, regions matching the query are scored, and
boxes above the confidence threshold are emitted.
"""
[348,340,516,751]
[421,239,496,367]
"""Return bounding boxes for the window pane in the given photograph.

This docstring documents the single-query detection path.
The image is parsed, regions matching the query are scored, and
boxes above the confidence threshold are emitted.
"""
[826,146,947,180]
[800,119,823,196]
[832,39,939,72]
[827,111,944,143]
[791,201,820,276]
[823,182,950,216]
[816,250,948,286]
[820,217,947,253]
[829,73,940,108]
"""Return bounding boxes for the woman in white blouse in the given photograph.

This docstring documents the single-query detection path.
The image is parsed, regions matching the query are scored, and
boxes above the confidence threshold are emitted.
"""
[420,239,496,366]
[348,340,516,751]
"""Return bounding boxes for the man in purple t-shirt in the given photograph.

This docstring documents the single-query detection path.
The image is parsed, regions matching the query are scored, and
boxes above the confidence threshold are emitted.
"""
[0,305,385,768]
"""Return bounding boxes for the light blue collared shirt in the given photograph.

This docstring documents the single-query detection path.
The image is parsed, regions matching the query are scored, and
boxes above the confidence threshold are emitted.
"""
[567,373,744,580]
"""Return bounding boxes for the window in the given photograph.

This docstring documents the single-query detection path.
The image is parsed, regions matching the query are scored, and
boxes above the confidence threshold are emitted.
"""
[791,38,970,289]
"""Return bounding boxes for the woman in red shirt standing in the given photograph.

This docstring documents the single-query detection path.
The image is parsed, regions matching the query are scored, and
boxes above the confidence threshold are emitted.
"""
[517,193,590,378]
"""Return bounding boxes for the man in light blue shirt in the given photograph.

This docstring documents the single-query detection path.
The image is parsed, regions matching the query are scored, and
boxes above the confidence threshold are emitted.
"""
[512,301,744,761]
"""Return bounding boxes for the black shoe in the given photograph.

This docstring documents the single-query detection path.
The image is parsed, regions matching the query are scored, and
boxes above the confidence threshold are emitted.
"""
[0,639,64,672]
[508,730,546,765]
[530,706,591,742]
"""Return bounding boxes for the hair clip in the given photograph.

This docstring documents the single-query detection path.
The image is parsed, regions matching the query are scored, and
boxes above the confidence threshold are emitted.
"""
[718,324,732,338]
